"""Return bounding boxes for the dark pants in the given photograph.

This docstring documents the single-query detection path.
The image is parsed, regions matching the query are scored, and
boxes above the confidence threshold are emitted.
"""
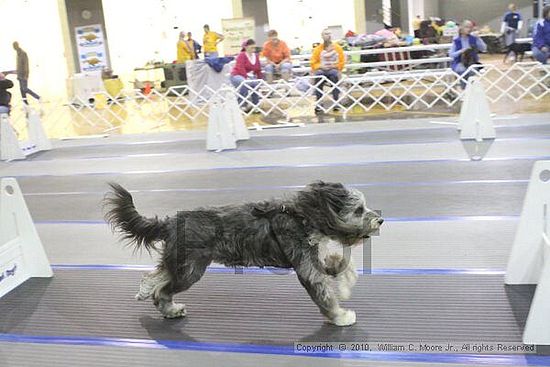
[18,78,40,103]
[314,69,340,102]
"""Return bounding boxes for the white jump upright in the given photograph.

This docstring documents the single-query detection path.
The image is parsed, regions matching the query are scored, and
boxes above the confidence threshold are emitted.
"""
[0,178,53,298]
[20,105,52,156]
[0,108,52,161]
[206,91,249,152]
[458,78,496,142]
[505,161,550,345]
[0,113,26,161]
[26,106,52,152]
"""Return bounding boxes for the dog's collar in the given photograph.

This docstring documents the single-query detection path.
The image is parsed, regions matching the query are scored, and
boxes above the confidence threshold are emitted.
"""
[251,204,292,218]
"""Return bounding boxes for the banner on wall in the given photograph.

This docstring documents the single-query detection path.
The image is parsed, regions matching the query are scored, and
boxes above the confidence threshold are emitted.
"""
[75,24,108,73]
[221,17,255,56]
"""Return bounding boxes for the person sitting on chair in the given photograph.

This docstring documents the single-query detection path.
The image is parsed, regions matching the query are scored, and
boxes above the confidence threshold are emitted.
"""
[310,28,345,114]
[450,20,487,87]
[0,73,14,115]
[262,30,292,83]
[533,5,550,65]
[230,39,263,113]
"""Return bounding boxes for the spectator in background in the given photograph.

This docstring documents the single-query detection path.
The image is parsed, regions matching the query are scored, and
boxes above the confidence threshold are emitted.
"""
[533,5,550,64]
[187,32,202,57]
[412,15,422,38]
[230,39,263,113]
[177,31,197,63]
[203,24,224,58]
[449,20,487,86]
[262,30,292,83]
[501,3,523,54]
[12,41,41,105]
[431,18,444,36]
[419,20,438,44]
[0,73,14,114]
[310,28,345,114]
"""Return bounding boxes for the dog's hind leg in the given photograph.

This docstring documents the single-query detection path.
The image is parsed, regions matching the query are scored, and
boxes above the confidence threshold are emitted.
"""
[154,290,187,319]
[135,267,169,301]
[153,255,211,319]
[295,258,356,327]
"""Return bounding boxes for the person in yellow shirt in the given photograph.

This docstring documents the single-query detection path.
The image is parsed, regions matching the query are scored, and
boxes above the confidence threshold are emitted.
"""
[310,29,345,114]
[177,31,196,63]
[203,24,224,58]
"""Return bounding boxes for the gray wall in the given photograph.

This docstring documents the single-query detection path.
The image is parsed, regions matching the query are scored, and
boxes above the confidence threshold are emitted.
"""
[437,0,533,37]
[424,0,439,18]
[242,0,269,45]
[365,0,385,33]
[64,0,110,73]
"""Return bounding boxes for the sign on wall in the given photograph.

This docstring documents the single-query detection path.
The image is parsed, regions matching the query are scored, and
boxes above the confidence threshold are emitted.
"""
[221,17,255,56]
[75,24,108,73]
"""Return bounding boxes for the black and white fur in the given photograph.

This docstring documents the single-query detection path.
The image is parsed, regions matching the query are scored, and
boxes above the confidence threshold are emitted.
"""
[104,181,383,326]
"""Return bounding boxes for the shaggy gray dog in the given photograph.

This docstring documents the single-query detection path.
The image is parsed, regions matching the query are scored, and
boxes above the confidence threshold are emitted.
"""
[104,181,383,326]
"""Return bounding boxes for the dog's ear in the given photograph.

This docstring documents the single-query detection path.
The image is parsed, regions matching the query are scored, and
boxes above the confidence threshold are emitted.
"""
[308,182,347,215]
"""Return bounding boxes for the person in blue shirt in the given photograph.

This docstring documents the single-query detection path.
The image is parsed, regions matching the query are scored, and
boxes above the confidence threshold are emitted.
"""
[533,5,550,64]
[501,4,523,49]
[449,20,487,87]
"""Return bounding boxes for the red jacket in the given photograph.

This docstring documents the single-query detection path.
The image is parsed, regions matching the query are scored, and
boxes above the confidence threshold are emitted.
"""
[231,52,263,79]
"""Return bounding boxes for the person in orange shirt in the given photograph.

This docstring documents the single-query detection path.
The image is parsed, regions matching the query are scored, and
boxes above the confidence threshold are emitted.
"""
[310,29,345,113]
[262,30,292,83]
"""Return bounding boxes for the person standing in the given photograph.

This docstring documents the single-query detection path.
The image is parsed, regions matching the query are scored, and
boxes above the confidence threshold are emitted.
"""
[187,32,202,57]
[203,24,224,58]
[177,31,196,63]
[310,29,345,114]
[262,29,292,83]
[501,4,523,55]
[12,41,41,105]
[533,5,550,64]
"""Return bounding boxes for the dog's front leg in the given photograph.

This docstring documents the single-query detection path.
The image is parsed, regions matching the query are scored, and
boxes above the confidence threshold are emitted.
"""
[324,254,358,301]
[295,261,356,327]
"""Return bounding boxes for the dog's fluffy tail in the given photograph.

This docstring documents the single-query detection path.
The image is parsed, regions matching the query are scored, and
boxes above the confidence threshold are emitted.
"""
[104,183,167,252]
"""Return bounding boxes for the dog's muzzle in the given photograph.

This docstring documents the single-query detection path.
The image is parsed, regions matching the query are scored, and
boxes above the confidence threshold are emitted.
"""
[361,217,384,238]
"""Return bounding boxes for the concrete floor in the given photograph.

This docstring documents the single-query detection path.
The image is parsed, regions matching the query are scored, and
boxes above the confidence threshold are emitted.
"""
[1,112,550,366]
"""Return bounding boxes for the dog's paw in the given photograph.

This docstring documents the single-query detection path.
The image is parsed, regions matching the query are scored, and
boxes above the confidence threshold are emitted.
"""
[328,309,356,327]
[135,292,150,301]
[162,303,187,319]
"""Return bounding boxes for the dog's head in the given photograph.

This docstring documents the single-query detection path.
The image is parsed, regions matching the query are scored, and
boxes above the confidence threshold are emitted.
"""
[296,181,383,246]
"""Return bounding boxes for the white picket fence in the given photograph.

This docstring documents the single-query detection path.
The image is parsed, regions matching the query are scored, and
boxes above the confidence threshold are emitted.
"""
[5,62,549,137]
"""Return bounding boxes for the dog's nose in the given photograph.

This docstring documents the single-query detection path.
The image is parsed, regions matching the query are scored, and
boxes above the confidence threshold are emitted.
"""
[377,218,384,225]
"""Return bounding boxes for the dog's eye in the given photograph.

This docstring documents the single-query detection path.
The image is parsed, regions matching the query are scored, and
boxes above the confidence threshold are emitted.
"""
[354,207,364,216]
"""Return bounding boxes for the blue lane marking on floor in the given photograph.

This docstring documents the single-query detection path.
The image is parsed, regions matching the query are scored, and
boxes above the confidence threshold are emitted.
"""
[50,264,507,276]
[35,216,520,227]
[0,333,547,366]
[21,179,530,197]
[3,156,550,180]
